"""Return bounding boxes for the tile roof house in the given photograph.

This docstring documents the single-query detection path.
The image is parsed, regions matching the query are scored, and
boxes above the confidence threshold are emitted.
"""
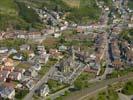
[2,66,14,72]
[49,49,61,58]
[3,58,14,67]
[112,60,123,69]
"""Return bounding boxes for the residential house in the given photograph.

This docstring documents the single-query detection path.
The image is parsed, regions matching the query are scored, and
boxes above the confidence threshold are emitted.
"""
[24,68,38,77]
[37,45,46,54]
[13,68,25,74]
[9,72,22,81]
[3,58,14,67]
[0,77,6,83]
[112,60,123,69]
[0,85,15,99]
[0,66,4,71]
[20,44,30,51]
[28,31,42,39]
[2,66,14,72]
[49,49,61,59]
[32,64,41,71]
[26,80,36,90]
[28,51,35,59]
[53,33,61,38]
[16,30,28,39]
[9,49,17,55]
[39,54,50,64]
[12,54,23,61]
[76,26,85,33]
[0,47,8,54]
[37,84,49,97]
[0,71,10,78]
[59,45,67,52]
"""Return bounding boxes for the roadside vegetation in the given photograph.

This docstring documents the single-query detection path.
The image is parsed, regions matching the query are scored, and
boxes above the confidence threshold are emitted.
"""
[74,72,95,90]
[109,67,133,78]
[122,80,133,95]
[128,0,133,10]
[0,39,26,49]
[15,89,29,100]
[97,86,118,100]
[99,0,113,6]
[47,79,68,93]
[119,28,133,43]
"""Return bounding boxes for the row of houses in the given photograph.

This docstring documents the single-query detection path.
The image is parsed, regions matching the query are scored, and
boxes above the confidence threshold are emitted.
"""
[109,35,123,69]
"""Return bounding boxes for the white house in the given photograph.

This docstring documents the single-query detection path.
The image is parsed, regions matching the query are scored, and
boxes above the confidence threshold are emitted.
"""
[0,47,8,54]
[39,85,49,97]
[9,72,22,81]
[32,64,41,71]
[13,54,23,61]
[54,33,61,38]
[0,86,15,99]
[20,44,30,51]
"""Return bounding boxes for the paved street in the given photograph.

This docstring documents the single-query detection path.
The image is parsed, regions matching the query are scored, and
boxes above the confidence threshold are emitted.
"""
[118,93,130,100]
[23,63,58,100]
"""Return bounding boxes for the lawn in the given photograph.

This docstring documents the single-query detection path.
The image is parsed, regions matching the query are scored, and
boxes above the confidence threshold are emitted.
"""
[42,37,59,50]
[62,0,80,8]
[16,62,32,69]
[66,0,101,24]
[38,59,57,77]
[122,80,133,95]
[74,72,95,90]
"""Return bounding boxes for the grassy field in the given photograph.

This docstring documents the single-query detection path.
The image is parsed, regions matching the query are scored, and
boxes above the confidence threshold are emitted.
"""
[128,0,133,9]
[62,0,80,8]
[0,0,17,15]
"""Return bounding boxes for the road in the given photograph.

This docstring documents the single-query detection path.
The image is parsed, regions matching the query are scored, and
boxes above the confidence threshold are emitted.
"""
[64,73,133,100]
[118,93,130,100]
[23,63,57,100]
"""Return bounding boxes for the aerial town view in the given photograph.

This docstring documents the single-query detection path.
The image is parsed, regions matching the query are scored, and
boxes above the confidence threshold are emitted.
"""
[0,0,133,100]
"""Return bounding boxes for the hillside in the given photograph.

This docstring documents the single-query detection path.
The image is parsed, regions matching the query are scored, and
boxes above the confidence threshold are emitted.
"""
[0,0,102,30]
[21,0,102,24]
[0,0,44,30]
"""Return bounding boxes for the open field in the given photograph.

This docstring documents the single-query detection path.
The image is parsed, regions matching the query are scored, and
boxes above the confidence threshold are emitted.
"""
[62,0,80,8]
[0,0,17,15]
